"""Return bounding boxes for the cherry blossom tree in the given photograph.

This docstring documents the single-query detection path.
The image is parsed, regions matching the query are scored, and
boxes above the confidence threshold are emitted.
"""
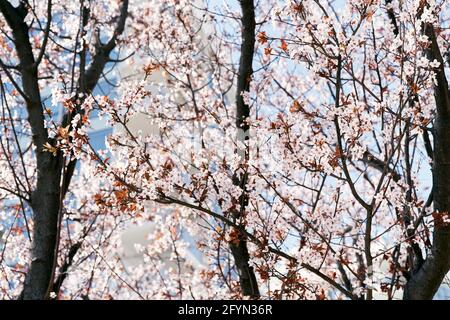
[0,0,449,300]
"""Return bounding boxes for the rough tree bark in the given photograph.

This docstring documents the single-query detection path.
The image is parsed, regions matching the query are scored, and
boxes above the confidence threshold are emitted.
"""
[0,0,129,299]
[229,0,260,297]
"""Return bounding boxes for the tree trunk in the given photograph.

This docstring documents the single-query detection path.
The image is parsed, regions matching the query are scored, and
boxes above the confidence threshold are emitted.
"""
[0,1,61,299]
[22,156,62,299]
[403,21,450,301]
[0,0,129,299]
[231,0,260,297]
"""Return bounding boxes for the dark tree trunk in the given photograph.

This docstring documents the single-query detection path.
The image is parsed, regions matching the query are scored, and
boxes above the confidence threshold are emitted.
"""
[23,157,62,299]
[0,0,129,299]
[0,0,61,299]
[403,22,450,301]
